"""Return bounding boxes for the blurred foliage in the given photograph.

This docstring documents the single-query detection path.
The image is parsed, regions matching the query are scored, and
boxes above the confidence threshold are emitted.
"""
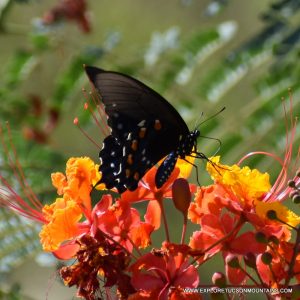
[0,284,23,300]
[0,0,299,298]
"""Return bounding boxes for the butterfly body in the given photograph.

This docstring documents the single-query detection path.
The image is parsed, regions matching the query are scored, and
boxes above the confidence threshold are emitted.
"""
[85,66,200,193]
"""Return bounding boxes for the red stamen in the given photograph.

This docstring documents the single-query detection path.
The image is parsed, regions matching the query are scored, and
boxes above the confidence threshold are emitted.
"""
[238,91,299,203]
[73,118,101,149]
[82,88,110,136]
[2,123,43,210]
[87,86,110,136]
[0,123,45,222]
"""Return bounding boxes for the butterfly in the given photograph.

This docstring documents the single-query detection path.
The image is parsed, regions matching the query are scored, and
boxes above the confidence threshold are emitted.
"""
[85,66,209,194]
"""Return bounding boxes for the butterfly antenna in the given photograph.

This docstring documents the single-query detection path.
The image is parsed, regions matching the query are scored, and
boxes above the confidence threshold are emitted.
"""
[196,106,226,129]
[193,111,204,130]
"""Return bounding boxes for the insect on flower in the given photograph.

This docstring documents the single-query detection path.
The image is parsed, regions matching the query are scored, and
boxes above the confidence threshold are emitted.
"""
[84,66,224,194]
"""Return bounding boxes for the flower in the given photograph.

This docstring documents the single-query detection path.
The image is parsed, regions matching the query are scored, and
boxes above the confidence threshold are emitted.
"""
[97,199,154,252]
[129,242,201,300]
[256,241,300,290]
[40,197,83,251]
[122,158,196,230]
[39,157,103,255]
[51,156,101,216]
[60,231,135,300]
[188,184,224,223]
[255,201,300,228]
[42,0,91,33]
[190,212,266,285]
[1,92,299,300]
[207,156,271,205]
[204,156,299,238]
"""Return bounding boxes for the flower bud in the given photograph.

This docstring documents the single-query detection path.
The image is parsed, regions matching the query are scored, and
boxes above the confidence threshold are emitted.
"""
[268,235,279,245]
[244,252,256,269]
[225,254,240,269]
[261,252,273,265]
[289,190,298,199]
[212,272,227,288]
[288,180,296,188]
[255,232,268,244]
[172,178,191,216]
[293,195,300,204]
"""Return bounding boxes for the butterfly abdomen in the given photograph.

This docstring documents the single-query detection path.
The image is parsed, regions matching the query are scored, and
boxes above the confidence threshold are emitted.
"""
[155,152,178,188]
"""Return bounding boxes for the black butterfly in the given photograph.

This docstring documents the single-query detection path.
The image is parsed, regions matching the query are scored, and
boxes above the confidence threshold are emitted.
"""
[85,66,208,194]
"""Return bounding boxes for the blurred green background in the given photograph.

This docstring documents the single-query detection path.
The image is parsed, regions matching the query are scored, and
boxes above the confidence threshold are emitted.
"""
[0,0,299,299]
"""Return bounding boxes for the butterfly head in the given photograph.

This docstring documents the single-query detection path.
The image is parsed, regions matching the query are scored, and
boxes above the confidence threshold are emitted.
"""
[176,130,199,158]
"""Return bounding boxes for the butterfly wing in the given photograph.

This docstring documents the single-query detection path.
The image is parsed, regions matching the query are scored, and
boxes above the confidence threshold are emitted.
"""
[85,66,190,192]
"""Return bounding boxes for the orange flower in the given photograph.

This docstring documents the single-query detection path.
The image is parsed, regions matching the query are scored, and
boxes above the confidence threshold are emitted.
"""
[51,156,101,216]
[39,197,83,251]
[97,199,154,252]
[39,157,106,256]
[188,185,225,224]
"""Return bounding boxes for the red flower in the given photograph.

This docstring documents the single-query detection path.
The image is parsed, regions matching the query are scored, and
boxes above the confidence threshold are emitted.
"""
[129,242,201,300]
[97,199,154,252]
[257,241,300,290]
[190,213,266,285]
[60,231,135,300]
[122,162,196,230]
[42,0,91,33]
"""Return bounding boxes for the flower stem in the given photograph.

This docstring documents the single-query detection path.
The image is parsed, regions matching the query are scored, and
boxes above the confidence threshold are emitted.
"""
[158,198,170,242]
[180,215,187,244]
[191,217,244,265]
[284,225,300,286]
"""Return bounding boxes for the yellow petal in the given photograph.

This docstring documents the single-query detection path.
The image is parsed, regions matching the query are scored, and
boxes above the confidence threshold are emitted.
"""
[177,155,195,179]
[256,201,300,228]
[206,156,271,201]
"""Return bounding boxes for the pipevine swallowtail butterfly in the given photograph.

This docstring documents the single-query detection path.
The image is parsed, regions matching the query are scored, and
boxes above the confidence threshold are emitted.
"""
[85,66,215,194]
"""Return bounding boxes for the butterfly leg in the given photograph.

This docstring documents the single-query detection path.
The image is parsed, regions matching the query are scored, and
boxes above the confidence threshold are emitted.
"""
[183,158,201,186]
[193,151,224,176]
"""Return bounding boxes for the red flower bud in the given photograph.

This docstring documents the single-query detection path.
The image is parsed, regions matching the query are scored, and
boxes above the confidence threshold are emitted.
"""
[268,235,279,245]
[255,232,268,244]
[172,178,191,216]
[244,252,256,269]
[261,252,273,265]
[212,272,227,288]
[225,254,240,269]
